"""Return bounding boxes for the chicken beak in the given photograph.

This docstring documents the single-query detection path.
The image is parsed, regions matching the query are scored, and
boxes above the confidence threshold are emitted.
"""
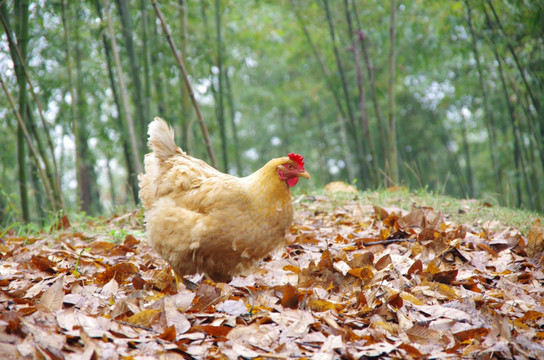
[299,171,310,179]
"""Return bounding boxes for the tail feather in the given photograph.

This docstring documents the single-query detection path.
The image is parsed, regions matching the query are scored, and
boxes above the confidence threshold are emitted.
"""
[147,117,180,160]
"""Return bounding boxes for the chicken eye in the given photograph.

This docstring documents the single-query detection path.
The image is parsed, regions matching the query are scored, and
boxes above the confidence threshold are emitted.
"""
[287,164,294,170]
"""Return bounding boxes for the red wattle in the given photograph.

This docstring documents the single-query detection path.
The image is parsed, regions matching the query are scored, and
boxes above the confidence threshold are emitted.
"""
[287,177,299,187]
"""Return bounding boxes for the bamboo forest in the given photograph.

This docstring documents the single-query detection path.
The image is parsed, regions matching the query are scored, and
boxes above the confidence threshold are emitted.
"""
[1,0,543,224]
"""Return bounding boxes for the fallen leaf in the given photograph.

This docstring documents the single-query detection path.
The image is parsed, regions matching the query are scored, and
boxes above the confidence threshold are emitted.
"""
[193,325,233,339]
[432,269,458,284]
[453,327,489,342]
[30,255,56,272]
[527,219,544,256]
[95,262,138,284]
[407,259,423,278]
[280,283,299,309]
[163,296,191,335]
[375,254,392,270]
[126,309,161,328]
[216,299,247,316]
[39,275,64,312]
[191,283,221,311]
[156,325,176,341]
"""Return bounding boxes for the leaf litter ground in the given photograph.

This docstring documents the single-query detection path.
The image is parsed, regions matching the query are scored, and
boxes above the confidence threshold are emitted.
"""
[1,192,544,359]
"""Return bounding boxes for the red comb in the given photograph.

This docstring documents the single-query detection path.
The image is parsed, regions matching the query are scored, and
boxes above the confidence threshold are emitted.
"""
[288,153,305,169]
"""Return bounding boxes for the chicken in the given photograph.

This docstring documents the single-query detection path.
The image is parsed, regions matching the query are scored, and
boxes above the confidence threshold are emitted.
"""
[138,117,310,282]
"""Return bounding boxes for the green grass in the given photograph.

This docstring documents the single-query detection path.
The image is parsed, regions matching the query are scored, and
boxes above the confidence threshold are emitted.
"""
[3,188,541,237]
[299,187,542,235]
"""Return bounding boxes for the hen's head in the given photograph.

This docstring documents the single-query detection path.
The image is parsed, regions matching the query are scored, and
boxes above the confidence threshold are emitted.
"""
[277,153,310,187]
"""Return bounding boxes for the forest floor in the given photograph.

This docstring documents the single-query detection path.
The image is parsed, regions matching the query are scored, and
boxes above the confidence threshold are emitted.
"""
[1,188,544,359]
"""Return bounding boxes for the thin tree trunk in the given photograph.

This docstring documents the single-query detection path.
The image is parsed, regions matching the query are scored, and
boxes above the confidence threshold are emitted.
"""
[116,0,146,154]
[214,0,228,172]
[4,0,29,221]
[460,111,474,197]
[343,0,378,186]
[351,1,387,166]
[199,0,224,168]
[495,52,523,207]
[106,158,116,207]
[355,28,387,168]
[140,0,151,133]
[0,74,56,210]
[151,17,168,119]
[30,161,44,223]
[224,69,242,175]
[74,7,102,215]
[482,2,532,209]
[485,0,541,117]
[291,0,353,179]
[323,0,366,184]
[104,0,143,179]
[387,0,398,185]
[505,74,541,210]
[485,1,544,192]
[60,0,87,214]
[464,0,502,195]
[290,0,347,121]
[92,0,139,203]
[178,0,191,150]
[151,0,217,168]
[2,1,66,216]
[322,0,355,132]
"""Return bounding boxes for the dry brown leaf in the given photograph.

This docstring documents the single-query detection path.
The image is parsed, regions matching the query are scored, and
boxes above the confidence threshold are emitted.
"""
[387,293,403,309]
[95,262,138,284]
[399,209,425,229]
[156,325,176,341]
[527,218,544,256]
[30,255,56,272]
[3,193,544,359]
[283,264,300,274]
[163,296,191,335]
[89,241,116,254]
[307,299,337,312]
[476,242,498,257]
[280,283,299,309]
[406,324,442,344]
[39,275,64,312]
[348,266,373,283]
[453,327,489,342]
[191,283,221,311]
[192,325,233,339]
[425,261,441,275]
[407,259,423,278]
[431,269,458,284]
[375,254,392,270]
[399,291,422,306]
[126,309,161,328]
[349,252,374,268]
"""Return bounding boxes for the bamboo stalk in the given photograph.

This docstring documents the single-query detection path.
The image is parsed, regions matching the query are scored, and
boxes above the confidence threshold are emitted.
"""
[464,0,502,195]
[104,0,143,175]
[387,0,398,185]
[0,6,63,212]
[0,75,56,210]
[323,0,366,183]
[214,0,228,172]
[151,0,217,168]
